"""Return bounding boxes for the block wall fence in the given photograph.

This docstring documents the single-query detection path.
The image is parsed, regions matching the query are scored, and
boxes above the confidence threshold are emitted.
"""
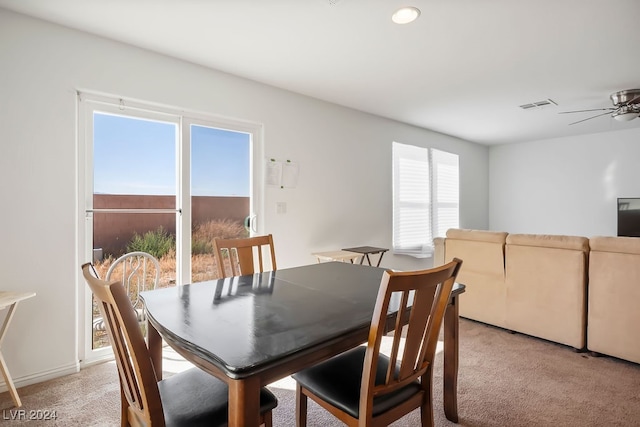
[93,194,249,257]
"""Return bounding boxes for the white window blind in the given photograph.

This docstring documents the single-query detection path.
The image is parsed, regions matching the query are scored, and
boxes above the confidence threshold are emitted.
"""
[392,142,459,258]
[432,149,459,238]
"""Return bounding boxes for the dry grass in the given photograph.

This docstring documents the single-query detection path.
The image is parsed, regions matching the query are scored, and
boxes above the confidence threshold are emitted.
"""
[194,217,248,241]
[191,253,219,283]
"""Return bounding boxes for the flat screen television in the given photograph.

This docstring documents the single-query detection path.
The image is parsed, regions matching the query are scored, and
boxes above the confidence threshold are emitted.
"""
[617,198,640,237]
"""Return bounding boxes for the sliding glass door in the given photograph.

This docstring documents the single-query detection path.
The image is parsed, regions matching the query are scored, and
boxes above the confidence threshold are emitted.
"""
[78,93,262,363]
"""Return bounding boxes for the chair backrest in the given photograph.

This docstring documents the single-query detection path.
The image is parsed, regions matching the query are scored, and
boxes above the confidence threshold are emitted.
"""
[213,234,277,278]
[81,263,164,426]
[106,252,161,311]
[360,258,462,414]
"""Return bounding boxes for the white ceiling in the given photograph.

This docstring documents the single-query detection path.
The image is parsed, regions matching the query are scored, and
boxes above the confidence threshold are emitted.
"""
[2,0,640,145]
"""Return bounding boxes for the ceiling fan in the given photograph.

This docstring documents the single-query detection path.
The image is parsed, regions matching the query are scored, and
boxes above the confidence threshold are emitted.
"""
[559,89,640,125]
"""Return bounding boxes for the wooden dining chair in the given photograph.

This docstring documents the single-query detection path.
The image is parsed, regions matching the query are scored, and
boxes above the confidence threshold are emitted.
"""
[213,234,277,278]
[292,258,463,427]
[81,263,278,427]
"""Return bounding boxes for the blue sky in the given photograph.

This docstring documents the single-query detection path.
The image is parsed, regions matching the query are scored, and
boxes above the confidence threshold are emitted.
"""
[93,113,250,196]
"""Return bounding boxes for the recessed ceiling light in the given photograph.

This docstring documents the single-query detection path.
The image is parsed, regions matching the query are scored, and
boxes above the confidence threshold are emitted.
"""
[392,6,421,24]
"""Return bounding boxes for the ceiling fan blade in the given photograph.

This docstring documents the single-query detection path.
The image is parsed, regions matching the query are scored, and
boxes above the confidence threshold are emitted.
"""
[559,108,615,114]
[568,111,613,125]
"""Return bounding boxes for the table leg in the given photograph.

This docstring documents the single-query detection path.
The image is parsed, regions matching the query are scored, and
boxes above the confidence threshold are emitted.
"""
[443,294,460,422]
[0,302,22,407]
[147,320,163,380]
[228,376,261,427]
[0,352,20,407]
[375,252,385,267]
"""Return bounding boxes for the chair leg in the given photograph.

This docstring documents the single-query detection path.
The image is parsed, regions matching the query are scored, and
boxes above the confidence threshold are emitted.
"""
[262,410,273,427]
[420,373,434,427]
[120,383,131,427]
[296,383,308,427]
[420,400,434,427]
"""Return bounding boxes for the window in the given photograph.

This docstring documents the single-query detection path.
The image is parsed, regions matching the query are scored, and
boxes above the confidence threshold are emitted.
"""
[392,142,459,258]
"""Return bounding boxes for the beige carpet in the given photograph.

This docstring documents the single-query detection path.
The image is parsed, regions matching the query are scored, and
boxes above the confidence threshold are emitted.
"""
[2,319,640,426]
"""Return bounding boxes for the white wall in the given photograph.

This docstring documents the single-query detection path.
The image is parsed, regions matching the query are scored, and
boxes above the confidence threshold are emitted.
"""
[490,127,640,236]
[0,9,489,388]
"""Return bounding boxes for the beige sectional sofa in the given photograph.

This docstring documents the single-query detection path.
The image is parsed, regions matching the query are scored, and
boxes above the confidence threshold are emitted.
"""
[588,236,640,364]
[435,229,640,364]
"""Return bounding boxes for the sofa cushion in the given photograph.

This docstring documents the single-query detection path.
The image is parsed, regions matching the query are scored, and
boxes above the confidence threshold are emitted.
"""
[505,234,588,349]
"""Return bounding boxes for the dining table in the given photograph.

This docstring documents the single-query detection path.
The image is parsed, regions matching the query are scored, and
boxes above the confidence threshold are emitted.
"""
[141,261,465,427]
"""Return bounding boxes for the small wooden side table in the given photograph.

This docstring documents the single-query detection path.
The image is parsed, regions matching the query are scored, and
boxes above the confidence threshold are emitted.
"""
[312,250,362,264]
[342,246,389,267]
[0,291,36,407]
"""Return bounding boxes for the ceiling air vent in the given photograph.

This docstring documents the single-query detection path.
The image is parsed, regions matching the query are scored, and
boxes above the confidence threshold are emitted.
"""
[519,99,558,110]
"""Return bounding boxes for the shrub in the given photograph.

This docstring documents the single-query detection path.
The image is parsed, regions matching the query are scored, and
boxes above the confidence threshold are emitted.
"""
[192,219,248,254]
[127,226,175,259]
[192,239,212,255]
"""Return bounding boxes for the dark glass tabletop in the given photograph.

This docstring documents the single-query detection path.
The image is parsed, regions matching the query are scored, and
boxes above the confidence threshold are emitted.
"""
[140,262,463,378]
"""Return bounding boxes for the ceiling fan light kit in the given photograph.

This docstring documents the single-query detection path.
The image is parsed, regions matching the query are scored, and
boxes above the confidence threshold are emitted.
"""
[613,108,640,122]
[611,90,640,121]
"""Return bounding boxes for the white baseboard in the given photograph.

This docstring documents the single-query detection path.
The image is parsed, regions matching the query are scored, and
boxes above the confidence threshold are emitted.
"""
[80,352,115,368]
[0,361,80,394]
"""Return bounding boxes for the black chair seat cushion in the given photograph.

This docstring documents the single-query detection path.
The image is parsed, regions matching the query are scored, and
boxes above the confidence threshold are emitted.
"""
[158,368,278,427]
[292,346,421,419]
